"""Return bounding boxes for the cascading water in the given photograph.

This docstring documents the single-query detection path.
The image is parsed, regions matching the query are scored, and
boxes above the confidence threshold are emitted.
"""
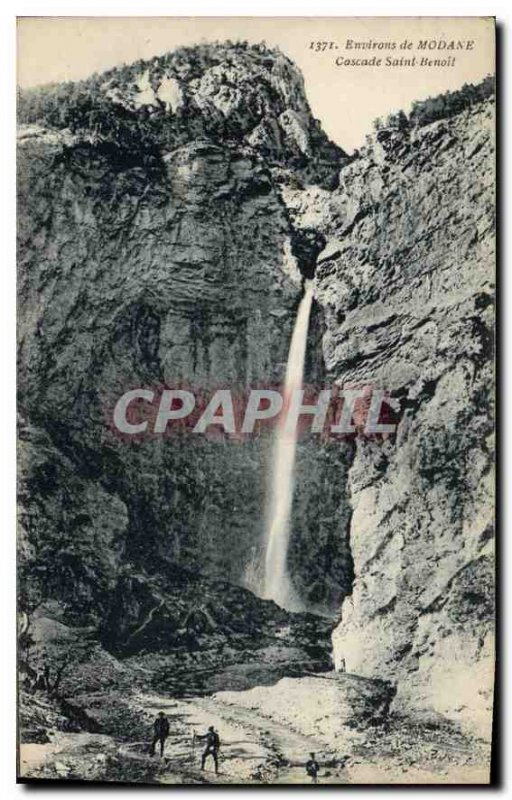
[263,281,314,611]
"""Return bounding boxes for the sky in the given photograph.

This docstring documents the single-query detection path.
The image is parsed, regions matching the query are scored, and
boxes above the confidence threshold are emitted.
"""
[17,17,495,152]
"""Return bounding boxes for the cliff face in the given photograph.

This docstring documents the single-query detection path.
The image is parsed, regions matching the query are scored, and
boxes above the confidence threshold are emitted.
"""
[287,97,494,739]
[17,44,352,638]
[18,43,494,740]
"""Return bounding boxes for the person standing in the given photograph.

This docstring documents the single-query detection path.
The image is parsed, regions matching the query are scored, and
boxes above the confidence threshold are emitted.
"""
[196,725,221,774]
[305,752,320,784]
[150,711,170,757]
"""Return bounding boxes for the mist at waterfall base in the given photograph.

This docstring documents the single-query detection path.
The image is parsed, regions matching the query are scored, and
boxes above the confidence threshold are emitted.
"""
[262,281,314,612]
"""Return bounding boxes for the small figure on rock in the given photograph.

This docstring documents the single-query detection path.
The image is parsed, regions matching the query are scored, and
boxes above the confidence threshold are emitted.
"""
[305,752,320,784]
[150,711,170,757]
[196,725,221,774]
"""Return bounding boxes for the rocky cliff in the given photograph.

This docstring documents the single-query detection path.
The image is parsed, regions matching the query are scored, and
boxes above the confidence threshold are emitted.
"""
[17,41,353,696]
[18,42,494,743]
[285,93,495,740]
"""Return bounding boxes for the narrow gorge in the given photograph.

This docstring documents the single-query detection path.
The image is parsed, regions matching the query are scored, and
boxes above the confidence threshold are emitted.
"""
[17,41,494,783]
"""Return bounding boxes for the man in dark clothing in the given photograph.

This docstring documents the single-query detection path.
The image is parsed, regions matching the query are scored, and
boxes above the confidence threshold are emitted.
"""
[150,711,170,757]
[196,725,221,774]
[305,752,320,784]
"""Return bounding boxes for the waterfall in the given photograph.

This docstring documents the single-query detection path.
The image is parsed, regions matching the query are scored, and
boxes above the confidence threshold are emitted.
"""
[263,281,314,611]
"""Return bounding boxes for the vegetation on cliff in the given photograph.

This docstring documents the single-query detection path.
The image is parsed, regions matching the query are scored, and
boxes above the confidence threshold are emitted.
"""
[18,41,345,186]
[362,75,495,155]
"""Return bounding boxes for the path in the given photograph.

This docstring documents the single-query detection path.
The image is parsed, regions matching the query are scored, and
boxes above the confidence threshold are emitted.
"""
[19,686,490,784]
[129,691,348,784]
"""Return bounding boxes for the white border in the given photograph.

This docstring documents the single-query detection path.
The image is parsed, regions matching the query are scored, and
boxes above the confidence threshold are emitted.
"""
[1,2,508,797]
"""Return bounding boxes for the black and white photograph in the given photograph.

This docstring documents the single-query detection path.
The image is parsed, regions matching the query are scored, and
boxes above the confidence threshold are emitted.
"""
[15,15,496,785]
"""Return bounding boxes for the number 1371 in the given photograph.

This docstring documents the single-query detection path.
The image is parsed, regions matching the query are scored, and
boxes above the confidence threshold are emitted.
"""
[309,41,337,52]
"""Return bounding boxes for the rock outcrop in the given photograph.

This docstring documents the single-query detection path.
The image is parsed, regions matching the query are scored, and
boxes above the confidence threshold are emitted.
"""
[17,42,352,655]
[287,96,495,740]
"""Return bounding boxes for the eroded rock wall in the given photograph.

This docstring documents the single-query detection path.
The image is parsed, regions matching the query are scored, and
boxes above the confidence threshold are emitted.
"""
[17,45,353,632]
[288,96,495,739]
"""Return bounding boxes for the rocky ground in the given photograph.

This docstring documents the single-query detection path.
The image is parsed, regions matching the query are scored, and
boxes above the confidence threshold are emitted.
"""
[19,674,490,784]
